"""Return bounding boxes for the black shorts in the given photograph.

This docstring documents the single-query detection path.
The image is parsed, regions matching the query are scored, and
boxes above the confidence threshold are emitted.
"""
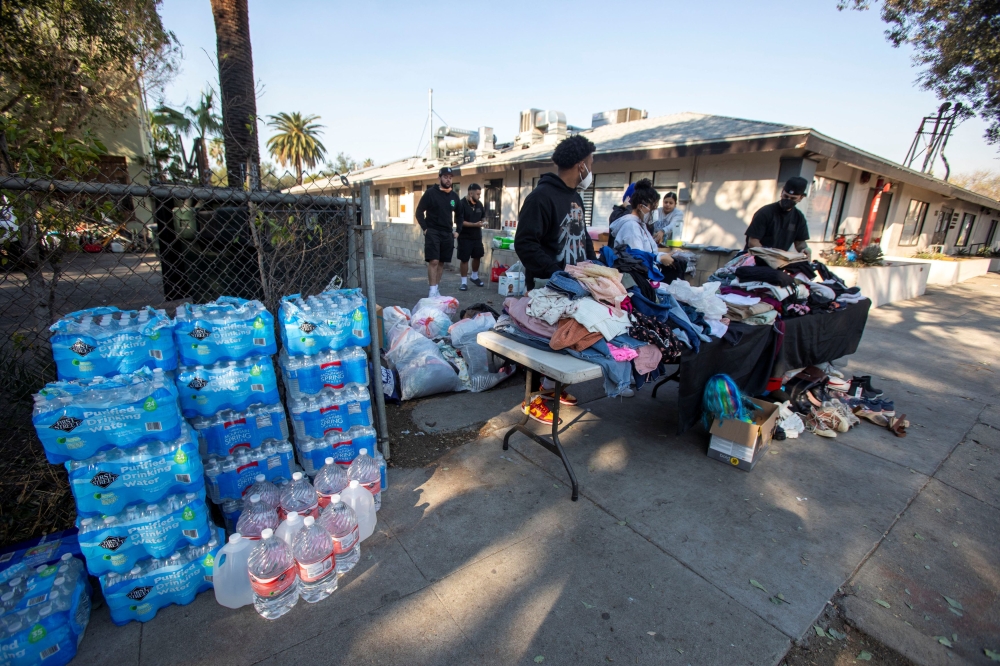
[456,238,485,262]
[424,230,453,263]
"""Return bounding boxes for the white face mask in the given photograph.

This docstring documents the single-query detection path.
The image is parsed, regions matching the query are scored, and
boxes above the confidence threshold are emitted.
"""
[640,206,653,224]
[577,165,593,191]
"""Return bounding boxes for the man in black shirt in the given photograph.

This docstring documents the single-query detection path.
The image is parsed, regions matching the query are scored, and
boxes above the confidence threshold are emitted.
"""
[745,176,812,258]
[455,183,487,291]
[416,166,461,297]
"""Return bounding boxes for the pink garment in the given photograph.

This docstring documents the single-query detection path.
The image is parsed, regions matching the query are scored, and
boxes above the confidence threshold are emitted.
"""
[563,263,627,315]
[606,343,639,363]
[633,344,662,374]
[504,296,557,338]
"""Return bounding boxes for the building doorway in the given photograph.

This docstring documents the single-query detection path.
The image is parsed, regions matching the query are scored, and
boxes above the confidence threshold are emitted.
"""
[931,206,953,246]
[862,188,894,242]
[483,179,502,229]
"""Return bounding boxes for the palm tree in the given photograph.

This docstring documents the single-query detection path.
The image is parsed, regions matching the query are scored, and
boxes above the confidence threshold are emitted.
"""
[266,112,327,185]
[210,0,260,188]
[184,90,222,184]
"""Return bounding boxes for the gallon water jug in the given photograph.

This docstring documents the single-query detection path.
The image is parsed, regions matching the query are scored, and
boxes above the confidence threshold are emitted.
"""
[212,533,254,609]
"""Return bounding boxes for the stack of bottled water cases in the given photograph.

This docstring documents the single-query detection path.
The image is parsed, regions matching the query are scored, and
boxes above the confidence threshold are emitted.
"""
[0,555,92,666]
[173,297,295,533]
[31,364,220,626]
[278,289,385,498]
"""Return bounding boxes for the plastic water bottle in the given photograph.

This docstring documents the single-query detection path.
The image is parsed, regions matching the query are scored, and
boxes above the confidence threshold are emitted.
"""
[313,457,349,508]
[373,446,388,495]
[340,480,376,542]
[274,512,305,547]
[279,472,319,519]
[341,347,369,386]
[213,533,255,609]
[236,494,279,540]
[246,474,281,509]
[248,528,299,620]
[318,495,360,574]
[348,448,382,512]
[291,516,338,603]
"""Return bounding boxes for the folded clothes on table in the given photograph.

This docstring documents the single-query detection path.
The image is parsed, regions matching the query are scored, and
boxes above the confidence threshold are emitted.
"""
[526,287,579,325]
[564,262,628,314]
[749,246,808,268]
[550,318,603,352]
[505,296,557,338]
[547,271,591,300]
[571,298,631,341]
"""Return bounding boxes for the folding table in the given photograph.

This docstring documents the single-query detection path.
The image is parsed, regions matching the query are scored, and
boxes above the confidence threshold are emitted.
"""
[476,331,603,501]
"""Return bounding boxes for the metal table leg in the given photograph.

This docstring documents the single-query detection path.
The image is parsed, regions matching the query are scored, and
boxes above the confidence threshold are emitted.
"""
[502,371,580,501]
[650,367,680,398]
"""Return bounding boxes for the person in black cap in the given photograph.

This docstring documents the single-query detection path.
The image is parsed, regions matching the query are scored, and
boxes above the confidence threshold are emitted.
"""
[416,166,461,297]
[455,183,486,291]
[745,176,812,257]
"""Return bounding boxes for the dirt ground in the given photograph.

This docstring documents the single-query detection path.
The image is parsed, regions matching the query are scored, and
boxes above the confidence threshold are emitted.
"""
[382,397,489,469]
[782,599,915,666]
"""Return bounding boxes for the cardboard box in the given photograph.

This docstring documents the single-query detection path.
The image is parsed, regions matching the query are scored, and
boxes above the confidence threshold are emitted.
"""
[375,304,385,349]
[706,398,779,471]
[498,270,526,297]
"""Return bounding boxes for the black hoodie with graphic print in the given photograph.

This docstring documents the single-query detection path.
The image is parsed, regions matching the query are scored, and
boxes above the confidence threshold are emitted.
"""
[514,172,596,288]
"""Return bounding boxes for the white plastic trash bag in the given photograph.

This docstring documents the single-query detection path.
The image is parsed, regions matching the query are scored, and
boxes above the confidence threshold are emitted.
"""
[413,296,459,316]
[386,328,459,400]
[410,307,452,339]
[383,306,411,347]
[448,312,495,347]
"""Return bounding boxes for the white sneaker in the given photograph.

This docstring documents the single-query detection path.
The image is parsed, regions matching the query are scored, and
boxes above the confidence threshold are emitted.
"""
[619,388,635,398]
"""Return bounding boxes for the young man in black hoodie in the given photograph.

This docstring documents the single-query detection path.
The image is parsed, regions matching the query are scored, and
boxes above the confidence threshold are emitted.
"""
[514,135,612,419]
[416,166,461,297]
[515,135,597,290]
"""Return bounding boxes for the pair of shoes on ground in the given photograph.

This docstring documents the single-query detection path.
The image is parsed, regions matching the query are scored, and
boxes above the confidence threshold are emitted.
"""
[805,401,857,438]
[847,397,895,417]
[848,375,883,400]
[458,278,485,291]
[522,390,577,425]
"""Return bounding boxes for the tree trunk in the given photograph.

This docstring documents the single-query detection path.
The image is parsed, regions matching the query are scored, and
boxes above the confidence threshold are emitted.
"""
[210,0,260,189]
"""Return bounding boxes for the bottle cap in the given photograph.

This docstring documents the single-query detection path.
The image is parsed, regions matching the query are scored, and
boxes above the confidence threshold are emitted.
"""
[61,553,72,561]
[287,512,301,523]
[1,592,12,601]
[330,494,341,504]
[229,534,242,543]
[349,480,359,488]
[359,448,368,455]
[256,474,266,482]
[261,528,274,539]
[303,516,315,527]
[293,472,303,481]
[53,577,65,586]
[325,457,334,465]
[250,494,261,503]
[8,578,22,586]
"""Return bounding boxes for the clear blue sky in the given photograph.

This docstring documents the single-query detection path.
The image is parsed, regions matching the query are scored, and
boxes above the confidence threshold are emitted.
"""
[159,0,998,176]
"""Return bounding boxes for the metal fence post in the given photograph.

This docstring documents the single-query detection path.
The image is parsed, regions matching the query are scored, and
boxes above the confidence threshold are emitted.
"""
[360,180,390,459]
[347,190,359,289]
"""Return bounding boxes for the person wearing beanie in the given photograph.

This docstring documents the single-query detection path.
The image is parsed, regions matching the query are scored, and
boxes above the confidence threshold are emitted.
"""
[745,176,812,257]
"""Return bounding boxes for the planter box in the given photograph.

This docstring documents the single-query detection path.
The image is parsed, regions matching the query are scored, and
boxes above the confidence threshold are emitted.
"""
[829,261,928,308]
[883,256,991,286]
[989,257,1000,273]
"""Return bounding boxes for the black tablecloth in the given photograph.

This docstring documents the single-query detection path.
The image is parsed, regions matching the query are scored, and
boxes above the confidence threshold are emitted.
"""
[675,299,871,433]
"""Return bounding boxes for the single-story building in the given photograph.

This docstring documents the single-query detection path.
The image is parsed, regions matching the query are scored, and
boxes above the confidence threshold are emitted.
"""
[292,108,1000,267]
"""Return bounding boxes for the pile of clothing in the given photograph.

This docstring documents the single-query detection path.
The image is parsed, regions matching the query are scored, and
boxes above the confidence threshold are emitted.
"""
[709,248,865,324]
[498,261,662,398]
[772,362,907,440]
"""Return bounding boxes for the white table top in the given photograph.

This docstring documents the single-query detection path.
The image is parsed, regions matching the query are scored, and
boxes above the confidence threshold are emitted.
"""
[477,330,604,386]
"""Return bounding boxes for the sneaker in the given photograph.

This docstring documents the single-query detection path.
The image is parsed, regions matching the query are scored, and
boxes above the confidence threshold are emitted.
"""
[872,399,895,417]
[522,397,562,425]
[619,387,635,398]
[827,376,851,393]
[459,283,468,291]
[471,278,485,287]
[541,389,577,406]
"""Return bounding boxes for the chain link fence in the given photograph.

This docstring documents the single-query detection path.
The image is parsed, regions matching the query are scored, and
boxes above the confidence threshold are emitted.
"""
[0,163,383,546]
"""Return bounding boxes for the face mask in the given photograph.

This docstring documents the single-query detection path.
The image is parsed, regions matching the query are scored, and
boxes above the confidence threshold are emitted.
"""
[779,198,796,210]
[641,207,653,224]
[577,166,593,191]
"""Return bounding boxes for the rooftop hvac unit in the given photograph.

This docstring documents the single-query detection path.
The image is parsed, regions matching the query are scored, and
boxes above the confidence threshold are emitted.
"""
[591,107,648,128]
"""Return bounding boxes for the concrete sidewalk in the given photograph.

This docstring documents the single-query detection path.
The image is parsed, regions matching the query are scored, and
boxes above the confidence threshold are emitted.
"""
[74,266,1000,666]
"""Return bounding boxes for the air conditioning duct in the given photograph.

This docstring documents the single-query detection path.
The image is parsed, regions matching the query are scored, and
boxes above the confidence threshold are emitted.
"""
[517,109,568,147]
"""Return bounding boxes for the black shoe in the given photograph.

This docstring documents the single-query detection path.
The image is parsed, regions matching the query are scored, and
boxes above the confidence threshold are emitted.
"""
[459,283,468,291]
[471,278,485,287]
[852,375,883,398]
[848,378,881,400]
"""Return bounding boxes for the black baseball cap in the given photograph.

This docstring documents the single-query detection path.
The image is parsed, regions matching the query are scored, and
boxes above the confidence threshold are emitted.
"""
[783,176,809,196]
[438,167,453,176]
